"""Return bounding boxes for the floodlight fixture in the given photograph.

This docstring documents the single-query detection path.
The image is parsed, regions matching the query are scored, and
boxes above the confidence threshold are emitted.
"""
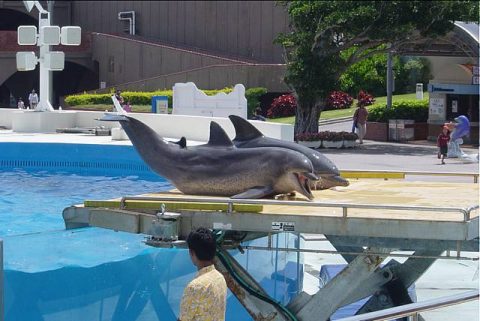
[16,52,37,71]
[18,25,37,45]
[39,26,60,45]
[44,52,65,70]
[60,26,82,46]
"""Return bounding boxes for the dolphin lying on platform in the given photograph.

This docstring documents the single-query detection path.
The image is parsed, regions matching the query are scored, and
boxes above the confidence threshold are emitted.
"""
[228,115,349,189]
[101,114,319,199]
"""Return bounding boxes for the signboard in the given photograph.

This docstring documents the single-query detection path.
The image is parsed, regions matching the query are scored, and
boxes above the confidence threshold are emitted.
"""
[473,66,479,76]
[473,76,479,85]
[271,222,295,232]
[156,98,168,114]
[151,96,169,114]
[429,98,445,116]
[451,100,458,113]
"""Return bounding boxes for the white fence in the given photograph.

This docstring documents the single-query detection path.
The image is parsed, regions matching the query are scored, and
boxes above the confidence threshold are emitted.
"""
[172,82,247,118]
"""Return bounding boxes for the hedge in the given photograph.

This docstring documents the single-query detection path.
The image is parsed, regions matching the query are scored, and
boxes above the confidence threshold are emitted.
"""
[65,87,267,113]
[368,100,429,122]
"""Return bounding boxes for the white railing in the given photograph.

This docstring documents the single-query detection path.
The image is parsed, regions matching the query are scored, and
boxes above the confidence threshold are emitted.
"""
[335,290,479,321]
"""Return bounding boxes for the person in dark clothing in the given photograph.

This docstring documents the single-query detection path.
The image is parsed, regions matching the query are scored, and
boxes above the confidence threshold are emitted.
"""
[437,126,450,165]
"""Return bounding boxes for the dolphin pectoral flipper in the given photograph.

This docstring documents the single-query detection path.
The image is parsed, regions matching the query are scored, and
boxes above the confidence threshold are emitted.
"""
[172,137,187,148]
[231,186,275,199]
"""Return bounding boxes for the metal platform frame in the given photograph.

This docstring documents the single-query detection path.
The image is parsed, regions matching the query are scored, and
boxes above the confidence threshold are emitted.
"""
[63,190,479,321]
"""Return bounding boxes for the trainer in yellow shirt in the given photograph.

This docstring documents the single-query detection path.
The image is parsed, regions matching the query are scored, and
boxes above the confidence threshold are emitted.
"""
[179,228,227,321]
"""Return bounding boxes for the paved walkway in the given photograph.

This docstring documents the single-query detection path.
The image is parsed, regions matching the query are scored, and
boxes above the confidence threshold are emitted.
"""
[318,120,479,175]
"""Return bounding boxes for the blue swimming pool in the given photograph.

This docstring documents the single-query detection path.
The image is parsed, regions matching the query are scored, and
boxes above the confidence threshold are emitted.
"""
[0,142,302,321]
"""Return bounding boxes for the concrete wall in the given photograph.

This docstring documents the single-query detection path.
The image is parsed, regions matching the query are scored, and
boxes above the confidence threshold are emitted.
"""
[72,1,289,64]
[90,33,288,92]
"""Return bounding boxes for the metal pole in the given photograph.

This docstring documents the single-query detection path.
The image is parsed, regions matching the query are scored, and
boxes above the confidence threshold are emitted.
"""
[386,51,393,109]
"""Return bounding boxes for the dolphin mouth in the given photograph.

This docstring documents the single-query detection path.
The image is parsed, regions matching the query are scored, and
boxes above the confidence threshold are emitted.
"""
[296,173,318,200]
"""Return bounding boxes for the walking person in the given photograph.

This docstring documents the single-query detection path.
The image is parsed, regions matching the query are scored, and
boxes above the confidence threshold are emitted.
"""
[28,89,39,109]
[179,227,227,321]
[353,102,368,144]
[437,126,450,165]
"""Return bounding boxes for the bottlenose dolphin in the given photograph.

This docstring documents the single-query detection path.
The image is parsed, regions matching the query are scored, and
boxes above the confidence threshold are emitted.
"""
[101,114,319,199]
[228,115,349,189]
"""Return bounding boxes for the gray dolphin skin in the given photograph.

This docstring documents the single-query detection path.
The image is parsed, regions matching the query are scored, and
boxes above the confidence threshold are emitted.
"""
[228,115,349,189]
[101,114,319,200]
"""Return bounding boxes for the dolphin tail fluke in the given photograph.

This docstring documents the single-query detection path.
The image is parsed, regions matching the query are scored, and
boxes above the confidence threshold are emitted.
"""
[231,186,275,199]
[229,115,264,141]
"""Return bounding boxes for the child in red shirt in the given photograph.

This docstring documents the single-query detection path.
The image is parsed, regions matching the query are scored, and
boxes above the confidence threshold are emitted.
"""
[437,126,450,164]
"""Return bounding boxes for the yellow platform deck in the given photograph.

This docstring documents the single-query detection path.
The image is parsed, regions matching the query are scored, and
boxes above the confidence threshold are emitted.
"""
[84,180,479,223]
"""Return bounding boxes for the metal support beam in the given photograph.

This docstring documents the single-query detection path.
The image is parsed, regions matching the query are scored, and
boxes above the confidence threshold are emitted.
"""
[356,249,444,317]
[321,235,479,253]
[296,247,390,321]
[386,50,394,109]
[214,248,290,321]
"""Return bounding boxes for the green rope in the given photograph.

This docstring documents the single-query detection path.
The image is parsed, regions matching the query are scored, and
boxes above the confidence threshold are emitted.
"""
[213,230,298,321]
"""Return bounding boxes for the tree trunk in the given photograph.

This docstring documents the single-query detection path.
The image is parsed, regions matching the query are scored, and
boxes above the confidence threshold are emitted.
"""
[294,95,323,135]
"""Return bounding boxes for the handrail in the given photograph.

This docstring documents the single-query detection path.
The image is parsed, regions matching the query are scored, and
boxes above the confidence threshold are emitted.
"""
[335,290,479,321]
[119,195,478,222]
[342,169,479,183]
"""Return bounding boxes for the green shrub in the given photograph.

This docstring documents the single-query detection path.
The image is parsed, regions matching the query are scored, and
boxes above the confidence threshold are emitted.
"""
[368,100,428,122]
[65,87,236,108]
[245,87,268,117]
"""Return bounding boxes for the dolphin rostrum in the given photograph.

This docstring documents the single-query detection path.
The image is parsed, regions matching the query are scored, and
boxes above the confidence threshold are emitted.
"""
[101,114,319,199]
[228,115,349,189]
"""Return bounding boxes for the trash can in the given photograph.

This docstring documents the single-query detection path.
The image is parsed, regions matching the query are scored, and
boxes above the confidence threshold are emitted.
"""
[389,119,415,141]
[151,96,169,114]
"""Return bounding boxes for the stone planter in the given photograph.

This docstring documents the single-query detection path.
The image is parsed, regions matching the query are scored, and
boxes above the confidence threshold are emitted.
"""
[322,140,343,149]
[343,140,356,148]
[364,122,388,141]
[297,140,321,149]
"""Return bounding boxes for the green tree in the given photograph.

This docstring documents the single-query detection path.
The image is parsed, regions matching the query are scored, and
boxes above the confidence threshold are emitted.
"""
[276,1,478,134]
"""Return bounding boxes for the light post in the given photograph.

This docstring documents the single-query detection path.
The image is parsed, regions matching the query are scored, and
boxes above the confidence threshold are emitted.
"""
[16,1,81,111]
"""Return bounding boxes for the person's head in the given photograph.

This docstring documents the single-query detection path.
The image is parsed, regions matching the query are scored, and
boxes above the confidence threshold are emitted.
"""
[186,227,216,267]
[116,89,121,94]
[18,97,22,101]
[31,89,35,93]
[442,126,449,135]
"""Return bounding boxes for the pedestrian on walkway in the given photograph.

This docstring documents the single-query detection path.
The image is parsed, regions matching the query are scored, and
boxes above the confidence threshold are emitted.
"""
[437,126,450,165]
[353,102,368,144]
[28,89,39,109]
[179,227,227,321]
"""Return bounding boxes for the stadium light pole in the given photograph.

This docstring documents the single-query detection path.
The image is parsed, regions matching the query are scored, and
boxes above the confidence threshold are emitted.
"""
[18,1,81,111]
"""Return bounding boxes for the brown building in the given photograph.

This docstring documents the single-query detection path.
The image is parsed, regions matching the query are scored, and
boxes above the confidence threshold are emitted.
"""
[0,1,289,107]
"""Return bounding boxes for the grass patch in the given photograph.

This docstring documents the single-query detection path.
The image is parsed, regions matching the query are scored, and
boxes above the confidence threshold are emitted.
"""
[68,92,429,125]
[268,92,429,125]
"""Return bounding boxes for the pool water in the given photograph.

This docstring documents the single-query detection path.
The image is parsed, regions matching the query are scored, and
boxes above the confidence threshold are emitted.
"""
[1,165,300,321]
[0,169,171,237]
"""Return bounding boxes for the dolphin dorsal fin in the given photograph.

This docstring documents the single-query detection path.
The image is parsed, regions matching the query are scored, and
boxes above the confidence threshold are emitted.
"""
[229,115,264,141]
[208,122,234,147]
